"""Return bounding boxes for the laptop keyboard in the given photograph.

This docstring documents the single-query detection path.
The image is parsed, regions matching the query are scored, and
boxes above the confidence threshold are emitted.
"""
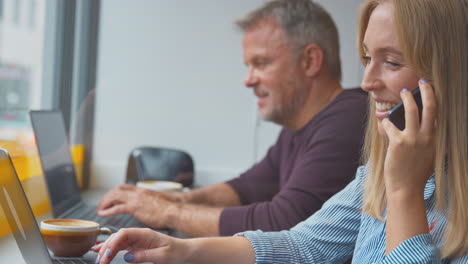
[61,203,169,235]
[62,204,144,231]
[82,206,139,227]
[53,257,95,264]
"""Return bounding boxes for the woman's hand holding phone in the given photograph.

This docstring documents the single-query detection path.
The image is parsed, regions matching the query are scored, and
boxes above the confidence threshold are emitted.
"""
[381,79,437,197]
[382,80,438,255]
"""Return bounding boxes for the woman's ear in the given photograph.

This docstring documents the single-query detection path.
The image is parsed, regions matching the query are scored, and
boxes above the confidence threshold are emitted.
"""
[301,43,324,77]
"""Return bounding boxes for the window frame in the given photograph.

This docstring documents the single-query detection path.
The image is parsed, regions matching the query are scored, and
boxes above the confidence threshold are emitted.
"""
[42,0,100,189]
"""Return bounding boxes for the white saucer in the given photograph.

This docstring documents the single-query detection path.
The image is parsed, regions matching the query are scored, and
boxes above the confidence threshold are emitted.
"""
[136,180,183,192]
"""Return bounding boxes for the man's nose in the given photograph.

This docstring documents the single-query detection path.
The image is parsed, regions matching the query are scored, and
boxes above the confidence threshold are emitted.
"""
[244,67,259,88]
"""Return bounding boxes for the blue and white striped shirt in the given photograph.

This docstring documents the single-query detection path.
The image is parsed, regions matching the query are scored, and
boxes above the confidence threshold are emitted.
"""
[240,165,468,263]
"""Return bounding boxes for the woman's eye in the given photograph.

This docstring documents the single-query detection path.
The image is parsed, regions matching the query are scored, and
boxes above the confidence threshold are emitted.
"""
[361,56,371,65]
[385,61,402,68]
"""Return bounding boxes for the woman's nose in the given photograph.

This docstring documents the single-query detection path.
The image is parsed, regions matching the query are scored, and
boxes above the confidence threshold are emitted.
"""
[360,64,381,92]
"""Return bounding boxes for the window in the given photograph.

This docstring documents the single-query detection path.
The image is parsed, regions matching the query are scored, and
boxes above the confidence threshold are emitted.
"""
[0,0,100,238]
[0,0,46,173]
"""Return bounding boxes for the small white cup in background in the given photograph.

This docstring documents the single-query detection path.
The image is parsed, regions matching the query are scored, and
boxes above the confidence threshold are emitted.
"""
[136,180,183,192]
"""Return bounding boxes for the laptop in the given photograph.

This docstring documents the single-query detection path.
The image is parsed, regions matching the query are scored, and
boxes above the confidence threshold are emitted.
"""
[0,148,100,264]
[29,110,158,233]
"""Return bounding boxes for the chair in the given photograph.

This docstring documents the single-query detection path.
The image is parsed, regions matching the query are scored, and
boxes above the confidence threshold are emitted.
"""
[125,146,194,187]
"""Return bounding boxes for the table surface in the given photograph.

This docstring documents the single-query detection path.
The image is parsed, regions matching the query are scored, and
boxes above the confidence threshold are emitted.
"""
[0,188,180,264]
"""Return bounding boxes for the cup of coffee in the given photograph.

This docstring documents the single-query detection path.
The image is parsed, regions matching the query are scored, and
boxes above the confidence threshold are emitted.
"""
[40,219,112,257]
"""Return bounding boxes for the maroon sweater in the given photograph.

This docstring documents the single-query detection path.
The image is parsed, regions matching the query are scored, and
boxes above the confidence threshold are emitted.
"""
[220,88,368,236]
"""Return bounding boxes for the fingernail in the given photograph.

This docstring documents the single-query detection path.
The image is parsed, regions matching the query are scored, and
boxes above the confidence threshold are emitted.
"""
[95,255,100,264]
[105,248,111,258]
[402,88,409,92]
[124,253,135,262]
[420,78,428,83]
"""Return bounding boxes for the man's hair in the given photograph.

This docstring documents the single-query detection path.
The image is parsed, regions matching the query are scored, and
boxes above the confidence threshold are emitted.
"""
[236,0,341,81]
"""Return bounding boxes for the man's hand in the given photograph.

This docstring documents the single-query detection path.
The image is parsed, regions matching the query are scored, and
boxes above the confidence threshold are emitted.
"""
[96,183,233,237]
[97,184,179,229]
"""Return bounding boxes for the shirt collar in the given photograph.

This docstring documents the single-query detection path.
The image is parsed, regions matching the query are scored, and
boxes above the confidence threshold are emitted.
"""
[424,173,436,201]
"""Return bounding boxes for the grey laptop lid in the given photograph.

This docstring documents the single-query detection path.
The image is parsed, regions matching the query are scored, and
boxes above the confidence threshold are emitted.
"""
[0,148,54,264]
[29,110,82,217]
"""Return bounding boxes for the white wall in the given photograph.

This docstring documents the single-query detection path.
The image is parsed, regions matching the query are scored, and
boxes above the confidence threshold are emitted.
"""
[91,0,364,188]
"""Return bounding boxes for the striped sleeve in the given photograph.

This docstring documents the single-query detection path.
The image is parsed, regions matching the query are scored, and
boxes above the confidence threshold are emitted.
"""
[379,234,441,264]
[239,165,367,264]
[379,234,468,263]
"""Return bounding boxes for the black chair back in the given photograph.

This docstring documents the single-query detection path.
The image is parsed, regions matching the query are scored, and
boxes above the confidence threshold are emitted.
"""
[126,146,194,187]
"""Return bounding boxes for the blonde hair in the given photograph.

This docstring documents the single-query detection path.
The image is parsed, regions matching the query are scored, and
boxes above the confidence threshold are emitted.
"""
[358,0,468,259]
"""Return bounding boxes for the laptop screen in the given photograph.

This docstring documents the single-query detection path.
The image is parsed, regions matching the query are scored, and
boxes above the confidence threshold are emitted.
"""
[0,149,54,264]
[29,110,82,217]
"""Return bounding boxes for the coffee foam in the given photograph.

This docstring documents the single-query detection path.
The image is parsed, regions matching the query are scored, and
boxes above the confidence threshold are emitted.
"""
[41,219,99,233]
[46,219,97,227]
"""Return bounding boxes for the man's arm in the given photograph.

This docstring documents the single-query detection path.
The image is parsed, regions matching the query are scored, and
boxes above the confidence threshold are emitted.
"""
[96,184,234,237]
[166,202,224,237]
[166,183,242,207]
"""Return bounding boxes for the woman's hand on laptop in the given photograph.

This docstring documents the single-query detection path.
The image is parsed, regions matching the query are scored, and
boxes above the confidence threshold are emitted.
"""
[92,228,189,264]
[96,184,178,229]
[92,227,255,264]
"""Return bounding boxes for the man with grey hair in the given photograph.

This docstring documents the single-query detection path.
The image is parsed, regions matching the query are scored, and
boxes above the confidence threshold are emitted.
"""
[97,0,367,239]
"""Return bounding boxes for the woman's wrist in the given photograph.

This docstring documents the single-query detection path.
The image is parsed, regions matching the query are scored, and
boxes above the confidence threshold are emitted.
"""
[183,238,204,263]
[385,186,424,202]
[173,237,196,264]
[183,237,255,264]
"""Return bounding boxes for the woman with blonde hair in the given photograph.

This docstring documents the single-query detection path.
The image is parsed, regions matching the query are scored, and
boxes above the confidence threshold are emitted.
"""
[94,0,468,263]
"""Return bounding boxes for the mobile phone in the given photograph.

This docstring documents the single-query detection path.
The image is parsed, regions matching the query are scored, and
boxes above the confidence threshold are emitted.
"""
[388,87,423,131]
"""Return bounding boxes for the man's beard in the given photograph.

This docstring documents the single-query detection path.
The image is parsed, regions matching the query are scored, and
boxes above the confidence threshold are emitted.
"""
[261,80,308,126]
